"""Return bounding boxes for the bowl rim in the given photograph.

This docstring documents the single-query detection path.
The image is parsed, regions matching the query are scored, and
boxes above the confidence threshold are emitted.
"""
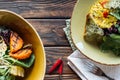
[70,0,120,66]
[0,9,46,79]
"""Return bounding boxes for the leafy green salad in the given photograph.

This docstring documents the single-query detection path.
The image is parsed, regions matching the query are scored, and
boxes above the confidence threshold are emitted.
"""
[0,27,35,80]
[100,8,120,56]
[84,0,120,56]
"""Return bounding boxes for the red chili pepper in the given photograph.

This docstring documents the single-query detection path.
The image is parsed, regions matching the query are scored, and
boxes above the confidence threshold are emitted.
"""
[103,11,109,18]
[48,57,62,74]
[58,61,63,80]
[58,62,63,75]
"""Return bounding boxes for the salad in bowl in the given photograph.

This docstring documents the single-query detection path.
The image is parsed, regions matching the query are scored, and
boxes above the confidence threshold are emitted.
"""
[84,0,120,56]
[0,10,46,80]
[0,27,35,80]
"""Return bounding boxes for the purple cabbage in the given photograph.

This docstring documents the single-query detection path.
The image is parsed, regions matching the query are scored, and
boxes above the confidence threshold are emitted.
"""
[103,25,118,35]
[0,27,11,46]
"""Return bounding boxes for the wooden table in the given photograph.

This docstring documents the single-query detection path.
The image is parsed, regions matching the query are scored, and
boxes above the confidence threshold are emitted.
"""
[0,0,80,80]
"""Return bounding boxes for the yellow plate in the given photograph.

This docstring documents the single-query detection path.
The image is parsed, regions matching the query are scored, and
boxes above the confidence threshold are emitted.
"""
[0,10,46,80]
[71,0,120,65]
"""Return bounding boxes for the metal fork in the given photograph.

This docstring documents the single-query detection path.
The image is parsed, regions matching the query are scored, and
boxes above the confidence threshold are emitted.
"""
[83,60,114,80]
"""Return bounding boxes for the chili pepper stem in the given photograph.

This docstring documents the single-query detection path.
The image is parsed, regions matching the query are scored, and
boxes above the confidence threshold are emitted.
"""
[59,74,63,80]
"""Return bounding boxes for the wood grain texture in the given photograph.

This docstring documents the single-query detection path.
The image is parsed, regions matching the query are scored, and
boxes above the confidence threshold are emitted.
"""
[27,19,69,46]
[44,74,80,80]
[45,47,86,74]
[0,0,76,18]
[45,47,73,74]
[0,0,81,79]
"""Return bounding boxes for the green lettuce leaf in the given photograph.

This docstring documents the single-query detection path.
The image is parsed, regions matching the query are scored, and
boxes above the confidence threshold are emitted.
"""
[110,8,120,20]
[4,54,35,68]
[100,34,120,56]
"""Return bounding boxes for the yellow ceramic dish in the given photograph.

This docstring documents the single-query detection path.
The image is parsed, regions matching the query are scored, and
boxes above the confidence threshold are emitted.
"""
[0,10,46,80]
[71,0,120,65]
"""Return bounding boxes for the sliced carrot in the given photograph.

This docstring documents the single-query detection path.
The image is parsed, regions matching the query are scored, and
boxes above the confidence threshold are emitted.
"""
[10,31,23,53]
[9,48,32,60]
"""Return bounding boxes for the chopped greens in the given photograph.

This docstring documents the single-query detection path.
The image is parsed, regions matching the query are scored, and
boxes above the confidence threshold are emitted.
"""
[84,0,120,56]
[110,8,120,20]
[100,34,120,56]
[0,49,35,80]
[100,8,120,56]
[0,27,35,80]
[4,54,35,68]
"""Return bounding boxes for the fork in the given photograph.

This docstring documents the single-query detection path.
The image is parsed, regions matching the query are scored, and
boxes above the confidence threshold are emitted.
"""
[83,60,114,80]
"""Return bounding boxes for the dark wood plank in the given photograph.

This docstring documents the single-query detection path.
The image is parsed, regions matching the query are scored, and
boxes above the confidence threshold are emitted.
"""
[44,74,80,80]
[45,47,73,74]
[45,47,86,74]
[27,19,69,46]
[0,0,76,18]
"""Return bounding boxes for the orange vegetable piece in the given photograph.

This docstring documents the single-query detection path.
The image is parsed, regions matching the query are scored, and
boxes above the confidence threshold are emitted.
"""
[103,11,109,18]
[10,31,23,53]
[9,48,32,60]
[100,0,109,8]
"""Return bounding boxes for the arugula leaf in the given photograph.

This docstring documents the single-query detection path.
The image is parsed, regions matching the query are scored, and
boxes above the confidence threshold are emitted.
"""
[115,24,120,33]
[0,68,8,75]
[100,34,120,56]
[5,74,15,80]
[110,8,120,20]
[0,76,5,80]
[0,72,15,80]
[4,54,35,68]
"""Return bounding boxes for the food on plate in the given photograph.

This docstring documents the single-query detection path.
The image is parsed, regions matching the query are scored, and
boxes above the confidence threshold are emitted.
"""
[89,0,117,28]
[84,0,120,56]
[9,48,32,60]
[10,31,23,53]
[0,27,35,80]
[84,14,104,44]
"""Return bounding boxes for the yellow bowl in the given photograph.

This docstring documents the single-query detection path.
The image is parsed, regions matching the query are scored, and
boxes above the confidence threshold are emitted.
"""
[0,10,46,80]
[71,0,120,65]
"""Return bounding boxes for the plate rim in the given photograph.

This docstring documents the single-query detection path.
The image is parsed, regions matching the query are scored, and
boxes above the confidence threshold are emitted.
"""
[70,0,120,66]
